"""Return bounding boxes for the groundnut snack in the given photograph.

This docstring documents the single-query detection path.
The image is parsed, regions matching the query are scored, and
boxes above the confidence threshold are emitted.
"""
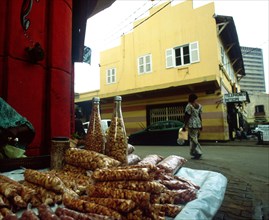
[62,164,88,175]
[0,208,16,219]
[159,179,193,190]
[65,148,121,170]
[0,194,9,208]
[22,181,63,206]
[20,209,39,220]
[138,154,164,166]
[50,170,92,195]
[0,175,23,198]
[37,204,60,220]
[86,185,151,207]
[127,154,141,165]
[80,196,136,213]
[161,188,197,204]
[84,97,105,154]
[55,207,112,220]
[174,175,200,190]
[0,175,36,210]
[105,116,128,165]
[92,167,154,181]
[63,194,122,219]
[94,180,166,194]
[156,155,187,174]
[152,203,182,218]
[24,169,66,194]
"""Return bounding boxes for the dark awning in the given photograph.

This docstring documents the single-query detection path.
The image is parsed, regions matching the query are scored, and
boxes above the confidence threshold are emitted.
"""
[72,0,116,62]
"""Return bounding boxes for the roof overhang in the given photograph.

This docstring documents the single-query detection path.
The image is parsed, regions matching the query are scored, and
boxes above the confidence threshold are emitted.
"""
[214,15,245,78]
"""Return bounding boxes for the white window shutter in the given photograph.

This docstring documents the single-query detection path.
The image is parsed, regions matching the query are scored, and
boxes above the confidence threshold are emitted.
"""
[138,57,144,74]
[166,48,174,68]
[190,41,200,63]
[106,69,110,84]
[145,54,152,72]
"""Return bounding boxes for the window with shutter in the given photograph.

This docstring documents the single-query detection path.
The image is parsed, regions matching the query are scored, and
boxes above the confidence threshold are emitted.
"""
[106,68,116,84]
[166,48,174,68]
[166,41,200,68]
[190,41,199,63]
[137,54,152,74]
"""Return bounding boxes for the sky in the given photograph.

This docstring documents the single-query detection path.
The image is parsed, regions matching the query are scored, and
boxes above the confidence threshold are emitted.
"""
[75,0,269,94]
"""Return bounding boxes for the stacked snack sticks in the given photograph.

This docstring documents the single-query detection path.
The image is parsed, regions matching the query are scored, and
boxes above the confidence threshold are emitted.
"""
[0,150,199,219]
[0,97,199,219]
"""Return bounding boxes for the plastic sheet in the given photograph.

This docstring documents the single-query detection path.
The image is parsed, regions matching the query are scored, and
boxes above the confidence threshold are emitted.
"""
[171,167,227,220]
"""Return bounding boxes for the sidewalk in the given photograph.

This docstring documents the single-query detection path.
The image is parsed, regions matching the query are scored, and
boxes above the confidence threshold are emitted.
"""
[212,169,268,220]
[187,139,269,220]
[201,139,269,147]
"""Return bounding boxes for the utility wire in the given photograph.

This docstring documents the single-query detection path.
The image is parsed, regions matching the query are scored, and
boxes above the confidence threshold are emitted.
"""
[104,1,150,41]
[103,0,171,46]
[133,0,174,30]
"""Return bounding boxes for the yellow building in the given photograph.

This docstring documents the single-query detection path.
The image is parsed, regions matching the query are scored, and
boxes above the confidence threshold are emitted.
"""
[76,0,247,141]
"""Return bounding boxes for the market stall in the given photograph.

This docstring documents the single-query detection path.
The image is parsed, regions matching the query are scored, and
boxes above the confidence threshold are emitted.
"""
[0,96,227,219]
[0,150,227,220]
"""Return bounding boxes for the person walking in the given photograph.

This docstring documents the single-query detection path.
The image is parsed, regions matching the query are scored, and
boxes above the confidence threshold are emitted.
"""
[183,94,203,159]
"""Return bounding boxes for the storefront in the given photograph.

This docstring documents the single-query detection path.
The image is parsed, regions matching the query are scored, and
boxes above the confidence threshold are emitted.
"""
[224,92,250,140]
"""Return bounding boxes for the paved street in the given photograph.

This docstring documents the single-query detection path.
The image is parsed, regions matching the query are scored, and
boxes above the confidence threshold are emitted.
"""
[133,140,269,220]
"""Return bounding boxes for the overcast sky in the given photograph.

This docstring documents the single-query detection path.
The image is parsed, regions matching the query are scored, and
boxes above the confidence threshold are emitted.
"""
[75,0,269,94]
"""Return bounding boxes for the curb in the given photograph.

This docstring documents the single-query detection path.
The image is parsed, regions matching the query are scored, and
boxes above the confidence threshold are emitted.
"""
[201,140,269,147]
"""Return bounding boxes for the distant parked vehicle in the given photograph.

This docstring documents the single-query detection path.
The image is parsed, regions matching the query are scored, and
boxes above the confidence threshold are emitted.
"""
[83,119,111,134]
[128,120,187,146]
[251,124,269,144]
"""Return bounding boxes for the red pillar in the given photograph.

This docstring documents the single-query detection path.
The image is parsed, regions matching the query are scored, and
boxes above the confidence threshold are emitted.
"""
[0,0,73,156]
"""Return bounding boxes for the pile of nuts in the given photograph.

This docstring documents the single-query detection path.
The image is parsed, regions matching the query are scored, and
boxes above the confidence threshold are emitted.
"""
[105,117,128,165]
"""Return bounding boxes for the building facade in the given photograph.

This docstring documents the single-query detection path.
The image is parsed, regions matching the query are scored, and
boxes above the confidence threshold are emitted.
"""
[245,93,269,126]
[76,0,247,141]
[240,47,266,93]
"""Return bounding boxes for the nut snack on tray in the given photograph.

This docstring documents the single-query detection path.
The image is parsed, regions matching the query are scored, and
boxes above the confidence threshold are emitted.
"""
[21,181,63,206]
[92,167,154,182]
[94,180,166,194]
[64,148,121,170]
[0,144,203,219]
[24,169,66,194]
[127,154,141,165]
[152,203,182,218]
[63,194,122,219]
[55,207,112,220]
[79,196,136,213]
[138,154,164,166]
[86,185,151,208]
[156,155,187,174]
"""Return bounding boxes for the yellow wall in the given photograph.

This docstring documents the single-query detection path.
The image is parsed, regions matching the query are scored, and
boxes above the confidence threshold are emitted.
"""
[81,0,219,99]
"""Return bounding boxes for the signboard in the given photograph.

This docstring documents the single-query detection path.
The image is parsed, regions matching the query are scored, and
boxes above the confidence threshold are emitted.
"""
[224,92,247,103]
[257,125,269,142]
[83,46,91,64]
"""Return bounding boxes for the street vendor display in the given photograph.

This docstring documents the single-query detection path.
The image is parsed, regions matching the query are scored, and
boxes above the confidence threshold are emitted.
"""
[0,152,196,219]
[0,96,227,219]
[0,146,227,220]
